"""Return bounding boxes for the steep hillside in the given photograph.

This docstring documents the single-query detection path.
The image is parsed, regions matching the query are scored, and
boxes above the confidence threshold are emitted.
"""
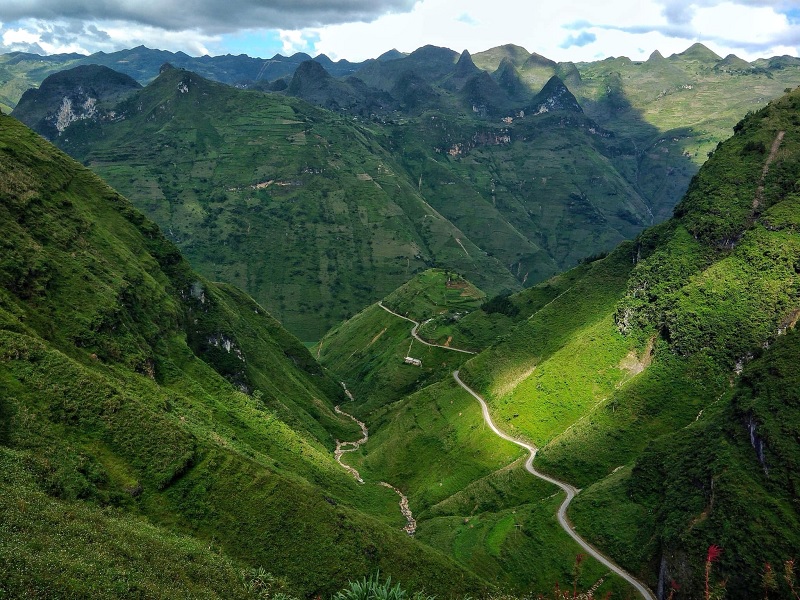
[456,88,800,597]
[317,86,800,599]
[0,113,487,597]
[52,66,520,340]
[35,63,671,340]
[8,45,800,342]
[317,269,483,412]
[11,64,141,139]
[317,269,633,597]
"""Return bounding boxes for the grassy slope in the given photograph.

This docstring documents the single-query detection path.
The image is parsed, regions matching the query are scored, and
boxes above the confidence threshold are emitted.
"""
[317,269,481,414]
[391,110,655,278]
[0,114,487,597]
[475,46,800,223]
[457,90,800,595]
[318,268,631,597]
[57,68,518,340]
[319,87,800,597]
[576,51,800,220]
[567,92,800,598]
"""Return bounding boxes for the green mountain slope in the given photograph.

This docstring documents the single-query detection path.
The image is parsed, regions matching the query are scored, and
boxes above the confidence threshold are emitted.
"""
[11,64,141,140]
[319,87,800,598]
[51,66,520,340]
[30,64,670,338]
[10,45,800,342]
[457,89,800,596]
[0,113,487,597]
[317,269,632,597]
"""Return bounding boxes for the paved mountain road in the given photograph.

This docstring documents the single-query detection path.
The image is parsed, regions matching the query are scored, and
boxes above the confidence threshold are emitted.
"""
[377,301,657,597]
[453,370,657,600]
[377,302,476,354]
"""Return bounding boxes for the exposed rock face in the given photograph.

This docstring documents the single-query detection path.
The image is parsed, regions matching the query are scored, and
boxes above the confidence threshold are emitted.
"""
[527,75,583,114]
[53,94,98,133]
[288,59,333,96]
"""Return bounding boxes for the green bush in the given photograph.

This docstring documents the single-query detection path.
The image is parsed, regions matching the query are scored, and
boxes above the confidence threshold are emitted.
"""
[333,572,434,600]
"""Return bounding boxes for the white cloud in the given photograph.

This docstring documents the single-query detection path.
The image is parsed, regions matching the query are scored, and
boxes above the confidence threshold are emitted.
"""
[277,30,322,56]
[99,23,217,55]
[692,2,789,45]
[0,18,219,56]
[0,0,417,33]
[305,0,794,62]
[288,0,687,62]
[2,26,40,46]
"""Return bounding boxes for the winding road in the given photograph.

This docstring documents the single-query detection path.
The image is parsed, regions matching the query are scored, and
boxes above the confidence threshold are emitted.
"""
[452,370,656,600]
[371,301,657,595]
[333,403,368,484]
[377,302,476,354]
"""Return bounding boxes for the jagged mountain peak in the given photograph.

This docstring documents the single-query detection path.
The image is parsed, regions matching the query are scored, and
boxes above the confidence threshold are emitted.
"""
[459,70,510,115]
[454,49,480,76]
[491,43,531,65]
[528,75,582,114]
[290,59,332,84]
[493,57,529,101]
[671,42,722,62]
[443,49,482,91]
[472,44,532,71]
[555,61,582,87]
[287,60,335,99]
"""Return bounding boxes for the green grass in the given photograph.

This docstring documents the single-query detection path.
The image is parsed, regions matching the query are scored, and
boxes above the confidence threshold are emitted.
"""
[54,70,520,340]
[382,268,486,319]
[0,447,250,599]
[317,269,488,413]
[5,55,800,600]
[317,265,650,596]
[460,242,636,408]
[0,113,489,598]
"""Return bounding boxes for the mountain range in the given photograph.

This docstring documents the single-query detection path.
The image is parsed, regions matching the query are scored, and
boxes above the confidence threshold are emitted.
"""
[1,44,800,599]
[6,43,800,339]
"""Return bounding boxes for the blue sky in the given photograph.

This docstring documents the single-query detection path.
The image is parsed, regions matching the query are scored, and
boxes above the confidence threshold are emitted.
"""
[1,0,798,62]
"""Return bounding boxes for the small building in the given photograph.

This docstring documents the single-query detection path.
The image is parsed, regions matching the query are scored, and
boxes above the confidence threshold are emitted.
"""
[404,356,422,367]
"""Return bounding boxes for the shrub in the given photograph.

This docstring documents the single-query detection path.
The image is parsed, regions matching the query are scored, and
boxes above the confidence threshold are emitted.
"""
[332,572,434,600]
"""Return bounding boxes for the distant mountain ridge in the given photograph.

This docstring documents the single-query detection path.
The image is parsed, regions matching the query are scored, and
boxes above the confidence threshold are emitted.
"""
[7,42,800,340]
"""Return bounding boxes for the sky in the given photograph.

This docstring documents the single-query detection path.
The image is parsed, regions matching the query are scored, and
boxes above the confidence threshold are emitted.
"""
[0,0,799,63]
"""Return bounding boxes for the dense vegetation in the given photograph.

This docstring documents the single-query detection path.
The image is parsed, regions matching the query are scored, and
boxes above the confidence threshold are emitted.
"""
[459,89,800,597]
[319,87,800,598]
[50,66,520,340]
[0,113,488,598]
[3,46,800,600]
[8,43,799,341]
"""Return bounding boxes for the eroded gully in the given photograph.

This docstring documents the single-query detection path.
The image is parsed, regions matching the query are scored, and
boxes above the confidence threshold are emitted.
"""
[334,383,416,535]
